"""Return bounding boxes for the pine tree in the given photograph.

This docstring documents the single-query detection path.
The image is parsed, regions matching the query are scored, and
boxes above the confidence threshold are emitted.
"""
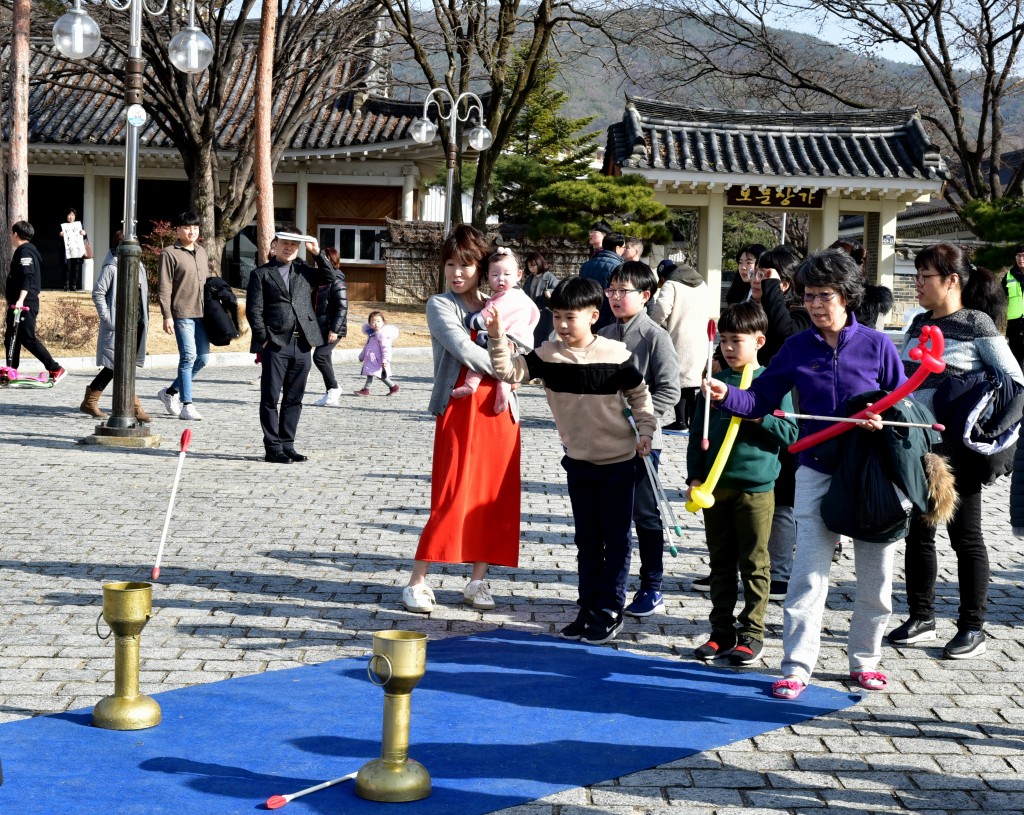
[485,56,598,225]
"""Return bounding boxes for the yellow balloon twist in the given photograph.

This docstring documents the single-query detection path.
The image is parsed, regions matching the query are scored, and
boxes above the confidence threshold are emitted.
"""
[686,363,754,512]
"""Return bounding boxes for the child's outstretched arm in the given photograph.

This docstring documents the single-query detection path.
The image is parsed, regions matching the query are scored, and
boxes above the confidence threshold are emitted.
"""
[485,309,531,385]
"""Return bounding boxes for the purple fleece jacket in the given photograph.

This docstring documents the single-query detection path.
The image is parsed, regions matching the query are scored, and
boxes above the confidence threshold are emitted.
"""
[718,313,907,474]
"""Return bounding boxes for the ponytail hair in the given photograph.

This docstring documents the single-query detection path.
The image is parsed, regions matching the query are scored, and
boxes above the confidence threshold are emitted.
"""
[914,243,1008,330]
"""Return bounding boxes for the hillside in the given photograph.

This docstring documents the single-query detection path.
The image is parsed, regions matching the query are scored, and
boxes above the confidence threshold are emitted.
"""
[384,9,1022,148]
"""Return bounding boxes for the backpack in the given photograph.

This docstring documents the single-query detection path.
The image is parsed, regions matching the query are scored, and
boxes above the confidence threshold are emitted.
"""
[820,391,941,543]
[203,277,240,346]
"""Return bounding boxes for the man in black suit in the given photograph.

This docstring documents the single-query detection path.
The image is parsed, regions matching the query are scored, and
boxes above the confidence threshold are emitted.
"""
[247,231,332,463]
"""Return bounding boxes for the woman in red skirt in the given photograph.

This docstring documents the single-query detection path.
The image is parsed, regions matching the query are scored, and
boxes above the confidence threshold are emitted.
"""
[402,225,523,613]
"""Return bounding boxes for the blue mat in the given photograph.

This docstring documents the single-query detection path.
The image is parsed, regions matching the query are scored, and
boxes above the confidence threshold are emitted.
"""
[0,629,857,814]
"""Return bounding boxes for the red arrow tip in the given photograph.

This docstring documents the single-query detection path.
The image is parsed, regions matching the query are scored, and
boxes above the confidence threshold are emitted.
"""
[180,428,192,452]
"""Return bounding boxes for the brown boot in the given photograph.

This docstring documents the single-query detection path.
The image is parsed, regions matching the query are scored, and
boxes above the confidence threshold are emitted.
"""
[80,387,108,418]
[133,393,152,423]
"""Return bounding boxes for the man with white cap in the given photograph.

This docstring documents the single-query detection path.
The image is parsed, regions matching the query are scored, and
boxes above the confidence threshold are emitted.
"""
[246,229,334,464]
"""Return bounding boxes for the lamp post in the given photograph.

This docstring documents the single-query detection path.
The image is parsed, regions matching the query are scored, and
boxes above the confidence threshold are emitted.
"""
[409,89,492,239]
[53,0,212,446]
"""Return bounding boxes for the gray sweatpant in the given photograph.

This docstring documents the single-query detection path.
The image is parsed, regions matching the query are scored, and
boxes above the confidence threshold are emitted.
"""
[782,466,896,684]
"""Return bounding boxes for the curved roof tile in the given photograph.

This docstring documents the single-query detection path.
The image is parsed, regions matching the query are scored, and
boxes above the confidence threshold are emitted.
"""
[604,95,948,182]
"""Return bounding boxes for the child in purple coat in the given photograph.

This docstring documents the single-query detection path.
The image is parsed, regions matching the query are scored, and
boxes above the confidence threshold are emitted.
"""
[355,311,400,396]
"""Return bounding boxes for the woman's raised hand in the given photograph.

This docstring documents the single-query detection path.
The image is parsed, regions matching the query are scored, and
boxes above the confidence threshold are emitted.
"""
[702,378,729,402]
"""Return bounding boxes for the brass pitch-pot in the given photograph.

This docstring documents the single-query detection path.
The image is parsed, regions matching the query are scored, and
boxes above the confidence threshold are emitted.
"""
[92,581,161,731]
[355,630,431,802]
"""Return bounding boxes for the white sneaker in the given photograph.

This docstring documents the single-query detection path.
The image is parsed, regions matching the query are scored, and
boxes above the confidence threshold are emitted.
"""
[158,387,182,416]
[463,579,496,610]
[314,388,342,407]
[179,403,203,421]
[402,583,435,613]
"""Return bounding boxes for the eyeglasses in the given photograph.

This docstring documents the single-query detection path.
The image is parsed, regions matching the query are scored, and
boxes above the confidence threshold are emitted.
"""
[802,291,837,304]
[914,273,942,284]
[605,288,641,299]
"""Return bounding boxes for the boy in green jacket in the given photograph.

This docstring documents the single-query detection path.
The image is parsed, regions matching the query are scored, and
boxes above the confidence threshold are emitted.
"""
[687,302,797,665]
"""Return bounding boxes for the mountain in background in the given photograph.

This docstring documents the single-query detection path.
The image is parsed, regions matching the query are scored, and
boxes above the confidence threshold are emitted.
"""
[386,11,1022,152]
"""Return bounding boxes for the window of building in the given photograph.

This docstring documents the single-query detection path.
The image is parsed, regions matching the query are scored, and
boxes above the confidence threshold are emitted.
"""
[318,224,382,263]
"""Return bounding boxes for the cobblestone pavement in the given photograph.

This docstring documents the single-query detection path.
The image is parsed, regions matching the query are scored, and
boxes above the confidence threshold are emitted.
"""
[1,358,1023,815]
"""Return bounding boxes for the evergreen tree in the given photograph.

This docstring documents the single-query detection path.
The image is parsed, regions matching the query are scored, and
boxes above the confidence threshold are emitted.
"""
[486,56,598,224]
[532,174,670,242]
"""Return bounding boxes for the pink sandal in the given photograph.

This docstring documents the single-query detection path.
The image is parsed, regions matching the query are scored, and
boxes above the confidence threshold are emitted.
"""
[771,677,806,700]
[849,670,888,691]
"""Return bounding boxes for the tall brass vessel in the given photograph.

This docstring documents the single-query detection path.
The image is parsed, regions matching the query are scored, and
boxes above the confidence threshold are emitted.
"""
[355,630,432,802]
[92,581,162,730]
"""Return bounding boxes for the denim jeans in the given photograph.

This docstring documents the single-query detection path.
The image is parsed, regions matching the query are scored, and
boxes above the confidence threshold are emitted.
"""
[171,318,209,403]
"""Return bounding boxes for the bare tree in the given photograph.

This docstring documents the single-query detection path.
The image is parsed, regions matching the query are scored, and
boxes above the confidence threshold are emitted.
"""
[31,0,383,271]
[379,0,645,228]
[635,0,1024,225]
[254,0,277,265]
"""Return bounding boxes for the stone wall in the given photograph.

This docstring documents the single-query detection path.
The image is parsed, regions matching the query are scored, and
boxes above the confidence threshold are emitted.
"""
[382,219,590,304]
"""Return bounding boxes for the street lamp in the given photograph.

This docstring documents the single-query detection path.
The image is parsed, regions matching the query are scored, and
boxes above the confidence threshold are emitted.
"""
[409,89,492,237]
[53,0,213,446]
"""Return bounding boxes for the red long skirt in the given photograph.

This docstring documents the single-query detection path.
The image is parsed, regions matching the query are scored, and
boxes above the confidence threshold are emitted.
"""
[415,369,522,567]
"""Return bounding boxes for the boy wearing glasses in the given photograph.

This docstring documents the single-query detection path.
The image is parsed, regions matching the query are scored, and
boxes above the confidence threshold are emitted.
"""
[486,277,656,646]
[598,261,680,617]
[687,302,797,665]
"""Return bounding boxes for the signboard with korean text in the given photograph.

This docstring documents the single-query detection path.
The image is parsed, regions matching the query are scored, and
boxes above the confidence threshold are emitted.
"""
[726,185,825,209]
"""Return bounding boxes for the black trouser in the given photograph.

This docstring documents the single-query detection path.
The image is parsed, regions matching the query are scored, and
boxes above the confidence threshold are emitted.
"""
[259,334,312,453]
[632,449,664,593]
[562,455,639,614]
[904,474,987,630]
[673,387,699,429]
[311,338,339,390]
[64,257,83,291]
[4,307,58,372]
[1007,317,1024,368]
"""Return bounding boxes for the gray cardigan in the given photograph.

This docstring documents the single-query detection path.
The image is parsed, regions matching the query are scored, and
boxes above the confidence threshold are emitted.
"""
[426,291,519,421]
[598,310,681,450]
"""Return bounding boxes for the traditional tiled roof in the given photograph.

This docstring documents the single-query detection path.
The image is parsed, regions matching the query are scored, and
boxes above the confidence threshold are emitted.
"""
[605,96,947,183]
[1,40,421,153]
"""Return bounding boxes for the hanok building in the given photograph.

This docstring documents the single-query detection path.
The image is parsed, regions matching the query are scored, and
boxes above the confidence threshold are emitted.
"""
[603,97,949,311]
[2,40,448,300]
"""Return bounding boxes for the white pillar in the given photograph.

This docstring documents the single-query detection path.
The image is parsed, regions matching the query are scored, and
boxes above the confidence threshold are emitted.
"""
[401,165,417,220]
[93,175,112,271]
[295,163,309,259]
[808,193,841,251]
[699,191,725,315]
[878,199,899,292]
[82,161,97,289]
[821,193,840,248]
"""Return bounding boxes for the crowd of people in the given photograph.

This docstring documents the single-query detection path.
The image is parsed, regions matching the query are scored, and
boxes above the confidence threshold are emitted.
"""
[6,212,1023,698]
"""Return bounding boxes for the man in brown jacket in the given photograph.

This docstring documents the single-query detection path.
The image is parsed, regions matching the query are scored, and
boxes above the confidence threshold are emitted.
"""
[157,211,211,421]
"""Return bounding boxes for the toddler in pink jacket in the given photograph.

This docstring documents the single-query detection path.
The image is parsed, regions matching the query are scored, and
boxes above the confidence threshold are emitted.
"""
[453,248,539,413]
[355,311,400,396]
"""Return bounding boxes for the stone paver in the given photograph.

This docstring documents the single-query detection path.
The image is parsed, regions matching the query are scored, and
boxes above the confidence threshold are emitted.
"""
[1,356,1023,814]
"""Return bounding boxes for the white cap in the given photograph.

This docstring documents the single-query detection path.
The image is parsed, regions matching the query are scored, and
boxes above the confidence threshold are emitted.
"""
[274,231,316,243]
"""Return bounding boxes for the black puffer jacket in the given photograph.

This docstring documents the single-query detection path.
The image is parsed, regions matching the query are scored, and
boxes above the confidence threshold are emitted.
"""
[314,268,348,338]
[933,367,1024,485]
[203,277,240,346]
[819,391,942,543]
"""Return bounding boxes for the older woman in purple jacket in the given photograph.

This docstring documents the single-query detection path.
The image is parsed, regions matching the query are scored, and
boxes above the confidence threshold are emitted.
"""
[706,249,904,700]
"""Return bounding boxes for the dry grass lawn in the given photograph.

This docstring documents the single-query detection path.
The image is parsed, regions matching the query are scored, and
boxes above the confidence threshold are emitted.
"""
[35,291,431,357]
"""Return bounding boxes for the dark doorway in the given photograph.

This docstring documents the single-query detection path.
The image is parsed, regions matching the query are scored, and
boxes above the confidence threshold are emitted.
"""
[27,175,83,289]
[109,178,192,246]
